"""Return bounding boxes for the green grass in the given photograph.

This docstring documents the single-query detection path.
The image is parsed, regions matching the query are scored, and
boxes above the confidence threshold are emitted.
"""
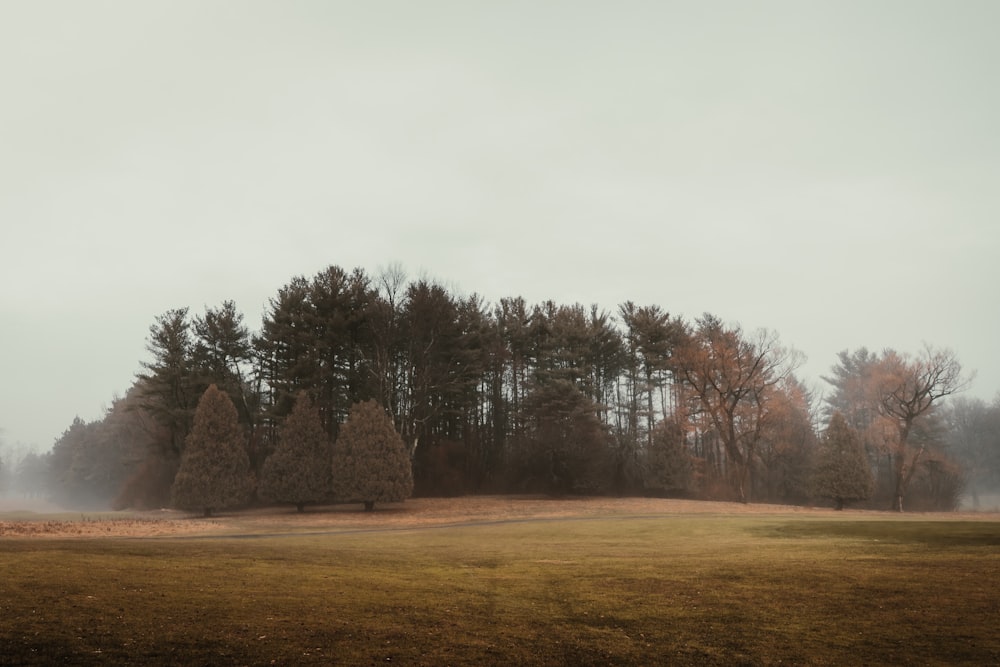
[2,514,999,665]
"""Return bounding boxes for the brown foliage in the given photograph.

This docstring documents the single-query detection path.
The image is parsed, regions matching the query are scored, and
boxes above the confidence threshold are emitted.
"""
[331,399,413,510]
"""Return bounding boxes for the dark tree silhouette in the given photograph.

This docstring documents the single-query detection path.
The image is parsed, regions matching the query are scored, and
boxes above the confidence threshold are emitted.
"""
[813,412,874,510]
[136,308,201,459]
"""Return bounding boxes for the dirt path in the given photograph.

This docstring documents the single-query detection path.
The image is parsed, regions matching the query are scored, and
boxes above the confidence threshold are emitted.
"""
[3,496,998,539]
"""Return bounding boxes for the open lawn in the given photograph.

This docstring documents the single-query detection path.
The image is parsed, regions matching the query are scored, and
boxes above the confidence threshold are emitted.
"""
[1,497,999,665]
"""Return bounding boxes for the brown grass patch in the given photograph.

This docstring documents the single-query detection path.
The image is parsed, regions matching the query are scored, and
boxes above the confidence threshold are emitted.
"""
[3,495,998,538]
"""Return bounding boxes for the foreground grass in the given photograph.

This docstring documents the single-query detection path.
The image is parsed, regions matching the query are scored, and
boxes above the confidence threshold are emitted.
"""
[1,514,999,665]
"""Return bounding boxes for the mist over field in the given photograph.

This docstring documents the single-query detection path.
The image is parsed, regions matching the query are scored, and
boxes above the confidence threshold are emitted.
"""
[1,2,998,515]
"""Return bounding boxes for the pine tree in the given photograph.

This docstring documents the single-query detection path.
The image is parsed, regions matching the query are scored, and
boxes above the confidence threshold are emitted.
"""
[136,308,202,459]
[813,412,875,510]
[644,419,692,496]
[331,399,413,511]
[258,391,331,512]
[171,384,253,516]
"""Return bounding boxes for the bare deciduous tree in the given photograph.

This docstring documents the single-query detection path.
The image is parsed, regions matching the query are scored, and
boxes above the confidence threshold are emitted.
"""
[674,314,803,503]
[877,345,970,511]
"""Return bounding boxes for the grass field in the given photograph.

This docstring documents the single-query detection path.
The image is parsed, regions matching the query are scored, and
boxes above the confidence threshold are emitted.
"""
[1,499,999,665]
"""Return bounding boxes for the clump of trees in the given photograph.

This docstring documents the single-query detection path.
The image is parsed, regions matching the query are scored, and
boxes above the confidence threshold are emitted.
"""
[26,262,997,513]
[824,346,971,511]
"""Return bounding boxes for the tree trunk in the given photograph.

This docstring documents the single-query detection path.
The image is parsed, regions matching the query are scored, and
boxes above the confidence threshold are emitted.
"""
[364,501,375,512]
[296,502,305,513]
[892,452,906,512]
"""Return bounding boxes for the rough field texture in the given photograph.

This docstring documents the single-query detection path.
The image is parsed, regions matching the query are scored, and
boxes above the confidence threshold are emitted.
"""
[2,495,997,538]
[2,497,999,665]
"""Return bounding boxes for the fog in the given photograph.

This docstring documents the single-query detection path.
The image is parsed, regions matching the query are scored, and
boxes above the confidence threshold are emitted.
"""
[2,1,999,455]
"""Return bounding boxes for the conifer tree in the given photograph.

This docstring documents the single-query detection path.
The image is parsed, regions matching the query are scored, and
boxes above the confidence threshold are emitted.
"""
[813,412,874,510]
[331,399,413,511]
[258,391,331,512]
[643,419,692,496]
[137,308,201,459]
[171,384,253,516]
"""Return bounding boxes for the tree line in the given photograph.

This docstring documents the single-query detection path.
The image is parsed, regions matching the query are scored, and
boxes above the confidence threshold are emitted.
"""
[7,263,998,513]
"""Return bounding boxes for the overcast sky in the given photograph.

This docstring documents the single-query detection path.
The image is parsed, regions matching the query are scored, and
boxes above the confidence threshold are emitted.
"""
[2,1,998,453]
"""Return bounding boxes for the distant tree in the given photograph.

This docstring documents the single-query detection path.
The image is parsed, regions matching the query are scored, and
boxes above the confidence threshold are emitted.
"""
[136,308,201,459]
[258,392,332,512]
[171,384,253,516]
[192,301,257,433]
[397,282,490,494]
[876,346,969,511]
[619,303,681,447]
[331,399,413,511]
[823,348,884,430]
[520,377,611,495]
[368,263,408,428]
[756,377,817,504]
[674,314,802,503]
[47,416,121,508]
[823,346,971,511]
[254,266,374,443]
[813,412,874,510]
[943,396,1000,508]
[643,418,693,496]
[617,302,682,492]
[106,386,176,510]
[15,452,50,499]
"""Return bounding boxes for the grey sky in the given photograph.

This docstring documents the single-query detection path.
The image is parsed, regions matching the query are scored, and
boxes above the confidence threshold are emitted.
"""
[2,1,998,452]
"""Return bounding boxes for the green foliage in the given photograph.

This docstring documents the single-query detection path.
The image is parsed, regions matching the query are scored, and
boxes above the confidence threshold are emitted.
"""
[258,391,331,511]
[331,399,413,510]
[171,384,253,516]
[813,412,875,509]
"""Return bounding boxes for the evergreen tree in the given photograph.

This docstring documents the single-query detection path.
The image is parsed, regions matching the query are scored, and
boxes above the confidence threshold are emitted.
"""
[172,384,253,516]
[813,412,874,510]
[643,418,693,496]
[331,399,413,511]
[258,391,331,512]
[254,267,374,443]
[192,300,257,433]
[520,378,611,495]
[136,308,202,459]
[15,452,50,499]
